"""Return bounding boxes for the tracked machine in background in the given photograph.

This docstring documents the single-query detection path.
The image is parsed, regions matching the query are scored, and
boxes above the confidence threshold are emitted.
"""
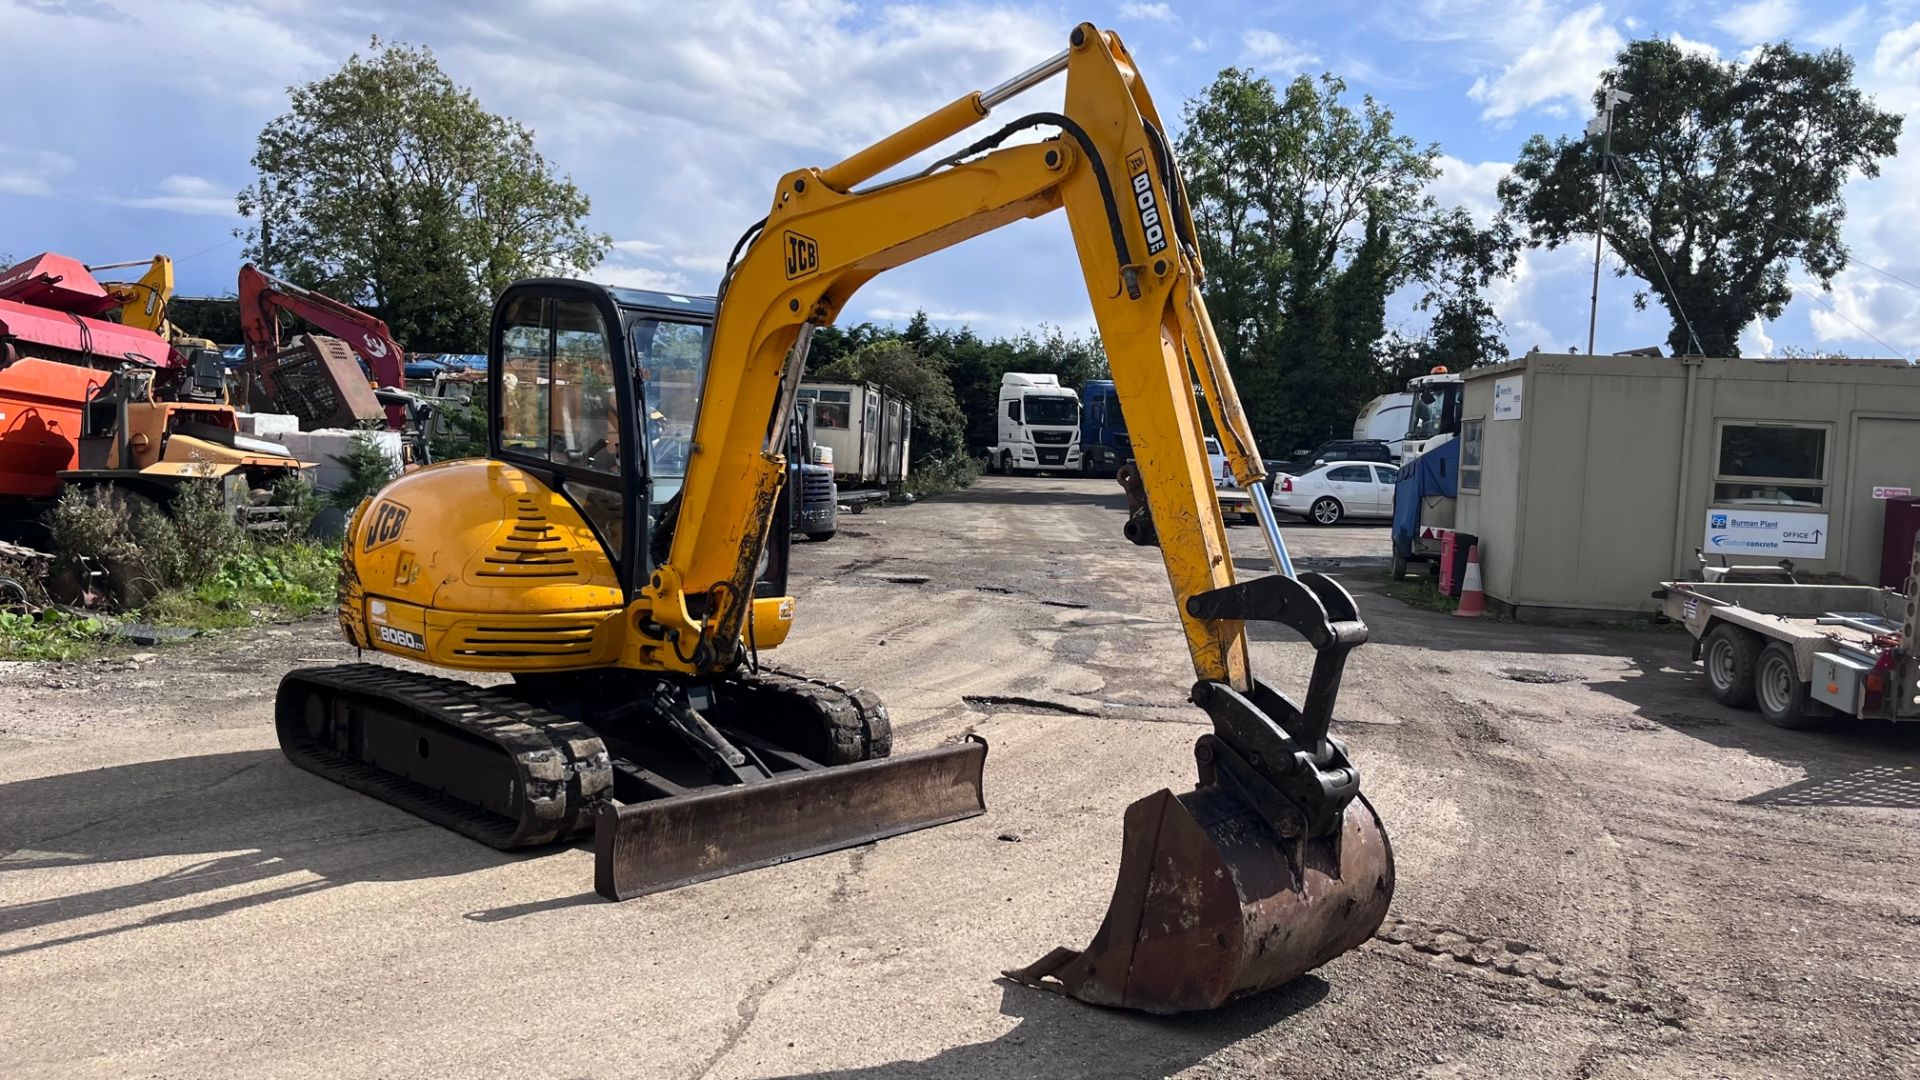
[279,23,1393,1014]
[0,253,307,538]
[237,264,419,437]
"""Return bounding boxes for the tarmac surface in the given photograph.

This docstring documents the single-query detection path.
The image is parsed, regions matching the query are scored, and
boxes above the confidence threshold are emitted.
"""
[2,474,1917,1078]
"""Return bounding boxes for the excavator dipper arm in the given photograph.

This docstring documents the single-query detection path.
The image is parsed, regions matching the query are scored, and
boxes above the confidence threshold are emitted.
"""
[637,23,1394,1013]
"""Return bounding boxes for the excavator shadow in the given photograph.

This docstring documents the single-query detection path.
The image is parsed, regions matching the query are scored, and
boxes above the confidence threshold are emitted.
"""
[0,749,518,953]
[780,974,1329,1079]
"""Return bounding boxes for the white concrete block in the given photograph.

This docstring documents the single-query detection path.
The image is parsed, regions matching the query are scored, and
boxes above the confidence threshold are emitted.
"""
[237,412,302,438]
[282,429,404,492]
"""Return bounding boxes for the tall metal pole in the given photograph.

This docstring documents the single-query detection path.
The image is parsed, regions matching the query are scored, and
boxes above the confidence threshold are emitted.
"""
[1586,105,1613,357]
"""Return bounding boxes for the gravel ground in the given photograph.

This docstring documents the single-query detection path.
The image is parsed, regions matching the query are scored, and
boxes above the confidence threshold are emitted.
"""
[2,474,1916,1079]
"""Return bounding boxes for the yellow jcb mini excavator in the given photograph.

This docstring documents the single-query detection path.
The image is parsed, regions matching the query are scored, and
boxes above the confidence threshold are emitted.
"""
[278,23,1393,1014]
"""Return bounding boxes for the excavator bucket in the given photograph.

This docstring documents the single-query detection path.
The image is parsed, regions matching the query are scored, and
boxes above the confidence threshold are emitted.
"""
[1010,571,1396,1013]
[1008,777,1392,1013]
[595,738,988,900]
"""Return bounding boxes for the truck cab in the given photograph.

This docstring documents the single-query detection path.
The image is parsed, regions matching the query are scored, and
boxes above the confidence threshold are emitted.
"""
[1402,370,1464,461]
[790,399,838,543]
[1078,378,1127,477]
[989,372,1081,474]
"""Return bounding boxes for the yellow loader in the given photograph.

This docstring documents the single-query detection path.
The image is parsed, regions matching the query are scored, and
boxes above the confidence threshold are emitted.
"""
[278,23,1393,1014]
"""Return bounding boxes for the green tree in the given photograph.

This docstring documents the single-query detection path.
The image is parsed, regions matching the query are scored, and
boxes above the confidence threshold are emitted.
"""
[1499,39,1901,357]
[238,39,610,351]
[1177,70,1511,452]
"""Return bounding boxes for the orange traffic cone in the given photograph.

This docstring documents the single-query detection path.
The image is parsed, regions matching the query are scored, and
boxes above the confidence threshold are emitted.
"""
[1453,544,1486,618]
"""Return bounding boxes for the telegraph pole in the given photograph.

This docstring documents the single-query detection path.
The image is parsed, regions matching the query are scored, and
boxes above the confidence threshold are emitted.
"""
[1585,88,1632,356]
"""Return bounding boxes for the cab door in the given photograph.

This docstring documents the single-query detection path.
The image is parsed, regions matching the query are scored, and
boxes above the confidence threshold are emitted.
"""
[1371,465,1401,516]
[1322,465,1374,514]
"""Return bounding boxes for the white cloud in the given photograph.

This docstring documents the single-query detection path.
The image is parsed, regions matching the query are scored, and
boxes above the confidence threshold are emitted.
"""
[1712,0,1800,44]
[1118,2,1175,22]
[1667,32,1721,61]
[1807,5,1869,48]
[1871,21,1920,112]
[1739,318,1775,358]
[1804,276,1919,360]
[1466,4,1622,122]
[1240,29,1320,74]
[105,174,233,215]
[0,146,75,197]
[611,239,664,256]
[590,263,694,293]
[1428,155,1510,226]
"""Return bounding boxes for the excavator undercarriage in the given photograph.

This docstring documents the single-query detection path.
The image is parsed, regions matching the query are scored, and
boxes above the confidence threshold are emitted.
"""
[276,22,1394,1016]
[277,663,987,897]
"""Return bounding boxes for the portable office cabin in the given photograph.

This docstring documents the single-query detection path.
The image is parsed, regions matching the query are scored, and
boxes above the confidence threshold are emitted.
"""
[797,379,911,487]
[1453,351,1920,618]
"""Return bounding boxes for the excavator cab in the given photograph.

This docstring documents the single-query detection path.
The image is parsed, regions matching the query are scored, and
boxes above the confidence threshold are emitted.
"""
[483,281,780,597]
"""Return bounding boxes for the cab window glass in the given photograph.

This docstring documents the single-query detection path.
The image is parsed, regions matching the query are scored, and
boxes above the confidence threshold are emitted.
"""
[499,295,549,453]
[632,318,712,487]
[549,300,618,473]
[1328,465,1371,482]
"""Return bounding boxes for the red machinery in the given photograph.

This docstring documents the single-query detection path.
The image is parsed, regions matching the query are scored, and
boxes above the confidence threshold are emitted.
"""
[238,264,408,428]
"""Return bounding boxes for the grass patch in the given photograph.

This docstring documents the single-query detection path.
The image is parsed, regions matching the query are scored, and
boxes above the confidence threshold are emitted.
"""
[0,609,111,661]
[1382,575,1460,615]
[141,543,339,631]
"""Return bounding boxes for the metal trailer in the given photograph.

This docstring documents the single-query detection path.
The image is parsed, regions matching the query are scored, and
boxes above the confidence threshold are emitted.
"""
[1658,538,1920,729]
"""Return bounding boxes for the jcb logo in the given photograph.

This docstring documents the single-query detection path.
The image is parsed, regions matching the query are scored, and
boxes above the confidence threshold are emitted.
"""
[363,501,409,552]
[784,231,819,279]
[1126,149,1168,256]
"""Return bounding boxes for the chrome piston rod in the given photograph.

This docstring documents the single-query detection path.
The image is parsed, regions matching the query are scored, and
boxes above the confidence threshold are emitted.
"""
[1244,480,1297,579]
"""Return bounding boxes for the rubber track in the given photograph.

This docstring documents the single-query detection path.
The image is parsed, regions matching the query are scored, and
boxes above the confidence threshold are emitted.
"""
[740,666,894,762]
[277,664,613,850]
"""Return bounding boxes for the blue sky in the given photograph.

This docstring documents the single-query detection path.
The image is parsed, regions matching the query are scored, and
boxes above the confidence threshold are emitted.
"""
[2,0,1916,359]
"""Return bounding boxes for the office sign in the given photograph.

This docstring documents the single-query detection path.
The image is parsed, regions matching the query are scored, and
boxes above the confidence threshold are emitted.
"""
[1705,509,1828,558]
[1872,486,1912,500]
[1493,375,1523,419]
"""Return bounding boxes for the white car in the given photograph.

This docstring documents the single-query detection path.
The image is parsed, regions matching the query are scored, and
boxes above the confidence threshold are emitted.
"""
[1272,460,1398,525]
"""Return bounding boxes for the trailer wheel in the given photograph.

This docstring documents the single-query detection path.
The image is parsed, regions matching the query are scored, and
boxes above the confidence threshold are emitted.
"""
[1390,554,1408,581]
[1702,623,1761,708]
[1755,641,1823,730]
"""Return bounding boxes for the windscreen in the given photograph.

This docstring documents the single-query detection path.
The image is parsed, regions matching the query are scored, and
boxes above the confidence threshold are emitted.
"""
[1023,395,1079,426]
[631,316,712,503]
[1407,384,1459,441]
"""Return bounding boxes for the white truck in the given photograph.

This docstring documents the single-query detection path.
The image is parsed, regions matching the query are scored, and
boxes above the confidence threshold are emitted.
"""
[1352,391,1414,461]
[987,372,1081,474]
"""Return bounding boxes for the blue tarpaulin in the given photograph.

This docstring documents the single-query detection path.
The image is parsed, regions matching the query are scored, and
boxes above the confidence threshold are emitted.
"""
[1392,438,1458,550]
[403,353,487,379]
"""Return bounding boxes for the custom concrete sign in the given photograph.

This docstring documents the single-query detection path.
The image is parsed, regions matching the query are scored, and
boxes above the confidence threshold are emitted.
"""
[1705,508,1828,558]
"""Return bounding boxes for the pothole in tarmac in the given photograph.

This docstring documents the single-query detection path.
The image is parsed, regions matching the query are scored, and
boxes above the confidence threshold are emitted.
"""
[1497,667,1582,684]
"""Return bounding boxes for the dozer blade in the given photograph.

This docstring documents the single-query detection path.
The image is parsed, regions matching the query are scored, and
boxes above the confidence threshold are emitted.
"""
[1007,784,1393,1013]
[595,737,988,900]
